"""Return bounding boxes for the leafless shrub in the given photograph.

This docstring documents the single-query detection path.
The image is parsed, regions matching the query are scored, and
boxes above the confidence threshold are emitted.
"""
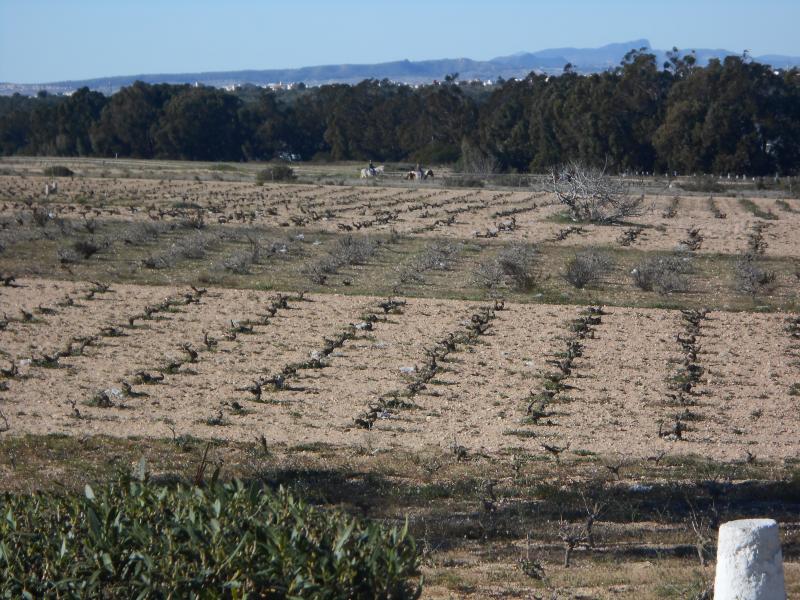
[472,259,505,289]
[57,247,81,264]
[144,231,219,269]
[396,242,460,285]
[734,256,777,296]
[336,236,378,265]
[143,252,176,270]
[177,231,219,259]
[496,243,540,290]
[396,264,426,285]
[474,243,540,290]
[243,236,263,264]
[82,216,98,234]
[552,161,645,223]
[221,249,255,274]
[686,494,721,567]
[631,255,692,293]
[563,250,614,289]
[265,239,290,257]
[31,207,50,228]
[123,222,165,245]
[301,237,377,284]
[178,210,206,230]
[302,254,341,285]
[418,242,459,271]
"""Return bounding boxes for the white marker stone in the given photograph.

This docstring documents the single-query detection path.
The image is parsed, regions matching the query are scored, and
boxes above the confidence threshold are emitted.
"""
[714,519,786,600]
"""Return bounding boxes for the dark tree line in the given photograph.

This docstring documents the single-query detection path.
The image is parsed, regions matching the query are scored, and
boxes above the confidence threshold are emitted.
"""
[1,52,799,175]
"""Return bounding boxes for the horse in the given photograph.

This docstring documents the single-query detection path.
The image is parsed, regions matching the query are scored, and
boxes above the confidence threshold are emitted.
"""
[405,169,434,181]
[360,165,384,178]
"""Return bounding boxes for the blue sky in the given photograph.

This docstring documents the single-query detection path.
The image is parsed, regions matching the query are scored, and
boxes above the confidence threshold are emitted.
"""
[2,0,799,83]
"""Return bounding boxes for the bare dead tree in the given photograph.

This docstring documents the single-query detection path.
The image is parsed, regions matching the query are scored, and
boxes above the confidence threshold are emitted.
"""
[552,161,645,224]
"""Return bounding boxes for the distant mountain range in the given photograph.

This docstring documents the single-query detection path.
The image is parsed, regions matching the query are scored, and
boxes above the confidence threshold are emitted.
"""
[2,39,799,96]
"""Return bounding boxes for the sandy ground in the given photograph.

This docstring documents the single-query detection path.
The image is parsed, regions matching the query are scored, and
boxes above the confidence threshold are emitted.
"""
[1,277,798,460]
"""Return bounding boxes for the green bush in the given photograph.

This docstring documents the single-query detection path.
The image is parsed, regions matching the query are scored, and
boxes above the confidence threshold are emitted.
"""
[256,165,297,185]
[43,166,74,177]
[0,475,421,599]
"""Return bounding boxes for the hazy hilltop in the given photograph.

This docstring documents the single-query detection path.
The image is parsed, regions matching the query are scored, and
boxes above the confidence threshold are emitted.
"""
[2,39,799,96]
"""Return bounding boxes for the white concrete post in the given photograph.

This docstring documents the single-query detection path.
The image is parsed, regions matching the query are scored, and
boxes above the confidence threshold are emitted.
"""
[714,519,786,600]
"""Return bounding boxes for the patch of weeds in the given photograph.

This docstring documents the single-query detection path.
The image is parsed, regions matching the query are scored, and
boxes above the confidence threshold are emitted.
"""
[739,198,778,220]
[573,449,596,457]
[504,429,537,438]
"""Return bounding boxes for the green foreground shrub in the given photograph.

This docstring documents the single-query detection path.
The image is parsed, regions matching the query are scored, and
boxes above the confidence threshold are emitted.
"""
[0,476,421,599]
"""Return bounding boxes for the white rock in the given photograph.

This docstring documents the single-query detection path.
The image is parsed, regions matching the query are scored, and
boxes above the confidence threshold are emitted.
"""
[399,366,415,374]
[714,519,786,600]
